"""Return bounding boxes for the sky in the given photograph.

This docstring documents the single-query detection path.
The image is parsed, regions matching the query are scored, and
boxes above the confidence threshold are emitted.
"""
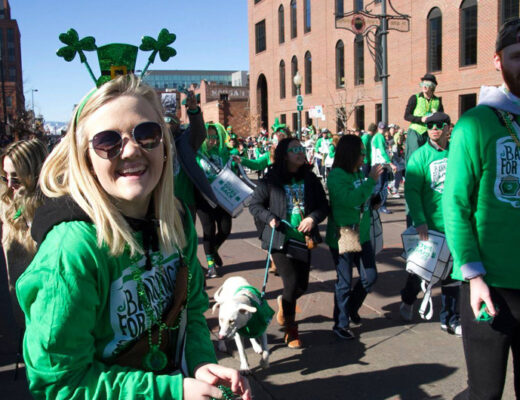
[15,0,250,122]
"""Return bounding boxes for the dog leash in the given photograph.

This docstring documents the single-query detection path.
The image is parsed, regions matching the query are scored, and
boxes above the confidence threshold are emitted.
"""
[260,226,276,300]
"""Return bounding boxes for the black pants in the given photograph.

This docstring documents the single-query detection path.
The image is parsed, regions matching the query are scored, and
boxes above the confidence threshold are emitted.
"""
[460,284,520,399]
[195,195,232,256]
[271,250,310,321]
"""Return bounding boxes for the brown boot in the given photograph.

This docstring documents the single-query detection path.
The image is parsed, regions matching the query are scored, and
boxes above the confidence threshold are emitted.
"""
[284,323,302,349]
[276,295,285,326]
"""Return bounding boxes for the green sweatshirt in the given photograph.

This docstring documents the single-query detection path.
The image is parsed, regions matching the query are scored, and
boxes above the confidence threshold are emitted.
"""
[405,140,448,233]
[196,146,230,183]
[240,152,271,171]
[361,133,372,164]
[325,168,376,249]
[443,105,520,289]
[16,216,216,399]
[370,132,391,165]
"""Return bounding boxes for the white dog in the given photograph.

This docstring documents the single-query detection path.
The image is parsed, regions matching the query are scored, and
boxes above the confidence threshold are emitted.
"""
[212,276,270,374]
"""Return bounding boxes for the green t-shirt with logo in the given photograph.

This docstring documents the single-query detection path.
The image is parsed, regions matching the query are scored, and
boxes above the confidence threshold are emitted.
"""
[370,132,391,165]
[284,179,306,243]
[443,105,520,289]
[405,140,448,233]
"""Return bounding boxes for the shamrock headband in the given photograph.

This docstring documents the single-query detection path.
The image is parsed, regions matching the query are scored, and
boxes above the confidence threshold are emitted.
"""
[57,28,177,123]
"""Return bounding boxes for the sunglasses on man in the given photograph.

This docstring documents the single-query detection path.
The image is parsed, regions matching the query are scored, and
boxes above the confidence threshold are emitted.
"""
[90,121,163,160]
[426,122,448,130]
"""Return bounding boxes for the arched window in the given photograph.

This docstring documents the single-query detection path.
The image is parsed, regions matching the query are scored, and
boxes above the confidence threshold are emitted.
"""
[278,5,285,44]
[460,0,477,67]
[500,0,519,27]
[427,7,442,72]
[304,51,312,94]
[279,60,286,99]
[304,0,311,33]
[291,0,297,38]
[291,56,298,96]
[336,40,345,88]
[354,0,363,12]
[335,0,344,18]
[354,34,364,86]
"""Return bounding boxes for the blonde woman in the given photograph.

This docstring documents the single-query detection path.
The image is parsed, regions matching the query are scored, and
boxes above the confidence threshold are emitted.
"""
[0,139,47,327]
[16,75,250,400]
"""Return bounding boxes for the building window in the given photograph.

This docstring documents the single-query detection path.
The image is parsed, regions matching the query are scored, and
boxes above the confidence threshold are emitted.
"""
[374,28,382,82]
[354,0,363,12]
[220,93,229,101]
[375,103,382,124]
[336,40,345,88]
[460,0,477,67]
[304,0,311,33]
[281,113,287,124]
[500,0,519,26]
[355,105,365,130]
[427,8,442,72]
[459,93,477,116]
[6,95,11,107]
[291,56,298,96]
[279,60,286,99]
[278,5,285,44]
[335,0,344,17]
[8,66,15,82]
[354,34,364,86]
[304,51,312,94]
[291,0,297,38]
[255,20,266,53]
[292,112,298,132]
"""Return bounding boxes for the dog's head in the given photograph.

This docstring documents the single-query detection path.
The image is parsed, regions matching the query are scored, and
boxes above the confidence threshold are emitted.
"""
[212,299,256,339]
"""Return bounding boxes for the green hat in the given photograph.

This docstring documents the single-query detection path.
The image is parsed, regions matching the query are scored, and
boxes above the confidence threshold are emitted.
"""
[271,117,286,133]
[96,43,138,86]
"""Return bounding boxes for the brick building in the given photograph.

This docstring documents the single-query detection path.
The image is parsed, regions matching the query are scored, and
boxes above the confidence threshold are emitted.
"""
[0,0,23,128]
[249,0,512,133]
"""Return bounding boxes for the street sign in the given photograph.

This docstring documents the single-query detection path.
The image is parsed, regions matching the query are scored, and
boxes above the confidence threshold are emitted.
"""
[335,11,379,35]
[388,17,410,32]
[296,95,303,107]
[297,105,303,111]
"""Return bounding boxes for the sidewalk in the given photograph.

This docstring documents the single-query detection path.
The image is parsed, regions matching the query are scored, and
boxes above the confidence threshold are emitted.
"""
[0,194,514,399]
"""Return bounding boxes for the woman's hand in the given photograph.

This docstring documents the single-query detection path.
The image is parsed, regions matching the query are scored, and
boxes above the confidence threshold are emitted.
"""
[194,363,252,400]
[183,377,223,400]
[368,164,383,181]
[298,217,315,233]
[469,275,496,319]
[415,224,429,241]
[269,218,279,228]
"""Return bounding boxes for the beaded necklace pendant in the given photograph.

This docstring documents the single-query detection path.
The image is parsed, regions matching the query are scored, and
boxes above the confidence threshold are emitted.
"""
[143,345,168,371]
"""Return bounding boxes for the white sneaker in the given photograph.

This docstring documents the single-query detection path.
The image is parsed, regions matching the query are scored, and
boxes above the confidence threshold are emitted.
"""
[391,193,400,199]
[399,302,413,322]
[452,324,462,337]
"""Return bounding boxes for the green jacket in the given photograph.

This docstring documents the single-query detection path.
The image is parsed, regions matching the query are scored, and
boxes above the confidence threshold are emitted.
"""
[325,168,376,248]
[240,152,271,171]
[370,132,391,165]
[443,105,520,289]
[409,94,441,135]
[17,210,216,399]
[405,140,448,232]
[361,133,372,164]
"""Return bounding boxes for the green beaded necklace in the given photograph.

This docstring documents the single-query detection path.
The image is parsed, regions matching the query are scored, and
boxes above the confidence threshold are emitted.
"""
[211,385,243,400]
[132,249,190,371]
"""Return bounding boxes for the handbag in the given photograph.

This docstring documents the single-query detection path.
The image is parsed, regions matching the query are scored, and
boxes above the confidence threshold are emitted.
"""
[286,239,310,262]
[338,225,362,253]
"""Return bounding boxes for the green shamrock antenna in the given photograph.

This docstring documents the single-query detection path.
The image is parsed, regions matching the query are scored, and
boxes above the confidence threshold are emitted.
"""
[57,28,98,84]
[139,28,177,77]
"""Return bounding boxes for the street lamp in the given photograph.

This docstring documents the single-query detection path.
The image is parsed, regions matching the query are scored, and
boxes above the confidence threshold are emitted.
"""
[293,71,303,139]
[31,89,38,111]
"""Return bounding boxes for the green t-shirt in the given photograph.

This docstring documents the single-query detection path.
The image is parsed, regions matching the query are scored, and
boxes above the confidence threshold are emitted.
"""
[325,168,376,248]
[443,105,520,289]
[405,140,448,233]
[370,132,391,165]
[16,215,216,399]
[361,133,372,164]
[284,179,306,243]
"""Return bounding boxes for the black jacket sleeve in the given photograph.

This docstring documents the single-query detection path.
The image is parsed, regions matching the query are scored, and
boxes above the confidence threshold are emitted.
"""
[248,180,276,225]
[404,94,423,124]
[187,107,206,152]
[306,173,329,225]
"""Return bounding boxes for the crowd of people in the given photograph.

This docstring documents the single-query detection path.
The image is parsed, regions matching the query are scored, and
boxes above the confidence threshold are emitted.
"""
[1,19,520,400]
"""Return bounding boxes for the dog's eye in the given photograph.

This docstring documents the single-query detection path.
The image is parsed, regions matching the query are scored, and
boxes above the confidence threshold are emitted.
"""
[229,319,235,324]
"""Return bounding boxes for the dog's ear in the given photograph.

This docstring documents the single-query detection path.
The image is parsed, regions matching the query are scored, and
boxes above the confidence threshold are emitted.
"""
[212,302,221,314]
[214,285,224,303]
[238,304,257,314]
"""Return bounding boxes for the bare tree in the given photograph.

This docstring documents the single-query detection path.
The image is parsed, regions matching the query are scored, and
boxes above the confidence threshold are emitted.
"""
[329,86,365,131]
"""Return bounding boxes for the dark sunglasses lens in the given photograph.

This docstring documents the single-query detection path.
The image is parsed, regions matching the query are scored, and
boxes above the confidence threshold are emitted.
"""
[134,122,162,149]
[0,176,7,183]
[92,130,122,159]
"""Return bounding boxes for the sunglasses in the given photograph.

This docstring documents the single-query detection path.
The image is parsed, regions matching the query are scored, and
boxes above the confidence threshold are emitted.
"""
[287,146,306,154]
[90,121,163,160]
[426,122,448,130]
[420,81,435,88]
[207,135,219,140]
[0,175,21,187]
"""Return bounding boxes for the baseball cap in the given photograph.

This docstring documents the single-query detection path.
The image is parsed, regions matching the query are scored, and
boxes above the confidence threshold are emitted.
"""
[378,121,386,130]
[496,18,520,52]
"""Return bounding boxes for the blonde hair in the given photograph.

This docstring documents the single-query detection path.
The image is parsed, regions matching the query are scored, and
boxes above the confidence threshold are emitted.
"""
[40,74,185,255]
[0,139,48,253]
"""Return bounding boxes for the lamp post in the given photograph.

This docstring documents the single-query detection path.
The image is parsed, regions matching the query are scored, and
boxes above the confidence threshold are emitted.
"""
[31,89,38,111]
[293,71,303,139]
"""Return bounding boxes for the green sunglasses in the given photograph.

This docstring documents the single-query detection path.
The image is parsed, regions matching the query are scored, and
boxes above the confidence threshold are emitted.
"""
[426,122,448,130]
[287,146,306,154]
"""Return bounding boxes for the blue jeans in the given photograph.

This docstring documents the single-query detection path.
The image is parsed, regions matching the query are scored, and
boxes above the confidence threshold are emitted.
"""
[330,242,378,329]
[373,168,389,207]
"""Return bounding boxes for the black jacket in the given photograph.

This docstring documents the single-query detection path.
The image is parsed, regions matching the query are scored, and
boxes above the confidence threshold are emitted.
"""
[249,168,328,251]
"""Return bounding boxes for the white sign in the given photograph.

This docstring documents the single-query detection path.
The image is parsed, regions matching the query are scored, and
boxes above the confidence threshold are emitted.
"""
[309,105,326,121]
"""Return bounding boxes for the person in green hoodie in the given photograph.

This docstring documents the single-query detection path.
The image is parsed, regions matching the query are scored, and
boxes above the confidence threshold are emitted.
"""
[326,134,383,340]
[16,75,250,400]
[195,122,233,278]
[443,19,520,399]
[399,112,461,337]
